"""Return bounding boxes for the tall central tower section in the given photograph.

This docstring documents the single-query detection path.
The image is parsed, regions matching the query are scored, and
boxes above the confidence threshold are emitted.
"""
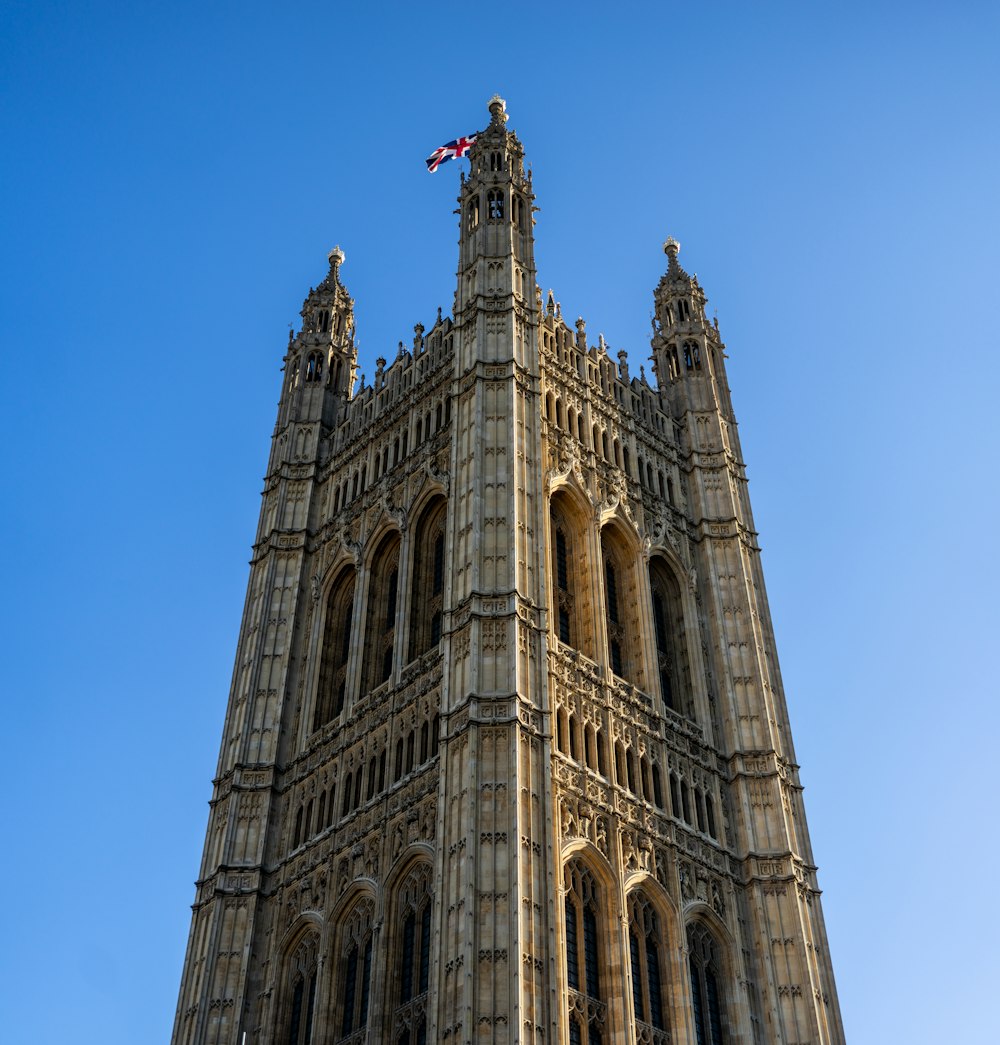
[439,95,557,1041]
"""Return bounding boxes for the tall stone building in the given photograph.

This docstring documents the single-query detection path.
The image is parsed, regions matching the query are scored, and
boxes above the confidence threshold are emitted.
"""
[172,97,843,1045]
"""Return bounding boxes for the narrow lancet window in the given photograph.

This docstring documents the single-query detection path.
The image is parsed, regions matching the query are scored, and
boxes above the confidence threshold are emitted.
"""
[487,188,505,221]
[628,893,669,1035]
[314,569,356,730]
[555,527,572,644]
[392,865,434,1043]
[409,498,447,660]
[687,922,727,1045]
[283,934,319,1045]
[361,533,401,694]
[338,901,374,1037]
[564,859,606,1044]
[601,525,638,683]
[649,557,693,717]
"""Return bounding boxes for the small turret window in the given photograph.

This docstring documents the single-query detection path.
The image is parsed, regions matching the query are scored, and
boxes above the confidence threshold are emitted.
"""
[487,189,505,222]
[467,195,480,231]
[319,310,330,334]
[678,299,691,320]
[683,340,701,371]
[490,150,503,171]
[305,352,323,382]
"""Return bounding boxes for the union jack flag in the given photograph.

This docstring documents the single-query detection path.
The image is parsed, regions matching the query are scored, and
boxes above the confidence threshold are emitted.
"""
[425,134,478,173]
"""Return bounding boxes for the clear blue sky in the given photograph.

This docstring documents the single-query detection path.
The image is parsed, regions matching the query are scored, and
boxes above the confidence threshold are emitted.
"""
[2,2,998,1042]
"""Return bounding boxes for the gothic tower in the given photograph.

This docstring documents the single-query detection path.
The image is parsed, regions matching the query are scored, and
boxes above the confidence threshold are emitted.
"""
[172,97,844,1045]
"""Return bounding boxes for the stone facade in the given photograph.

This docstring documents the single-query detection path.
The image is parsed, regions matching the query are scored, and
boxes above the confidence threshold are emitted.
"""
[171,97,844,1045]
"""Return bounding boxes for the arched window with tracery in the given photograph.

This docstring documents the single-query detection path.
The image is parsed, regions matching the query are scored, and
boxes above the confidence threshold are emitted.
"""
[687,922,728,1045]
[314,567,356,730]
[336,899,375,1042]
[550,493,595,659]
[361,532,401,694]
[649,557,693,717]
[281,931,319,1045]
[564,859,606,1044]
[408,498,447,661]
[391,864,433,1045]
[627,892,670,1042]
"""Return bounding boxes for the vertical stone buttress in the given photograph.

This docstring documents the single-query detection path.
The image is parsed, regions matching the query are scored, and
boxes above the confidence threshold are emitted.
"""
[436,96,557,1044]
[653,239,844,1044]
[171,253,356,1045]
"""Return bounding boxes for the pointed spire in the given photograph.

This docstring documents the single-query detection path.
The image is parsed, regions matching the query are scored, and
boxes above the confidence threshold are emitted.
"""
[300,246,354,339]
[650,235,715,396]
[663,236,690,281]
[322,245,345,288]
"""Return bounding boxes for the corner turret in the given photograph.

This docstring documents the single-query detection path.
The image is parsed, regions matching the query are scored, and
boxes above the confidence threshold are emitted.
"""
[650,236,734,422]
[278,247,358,430]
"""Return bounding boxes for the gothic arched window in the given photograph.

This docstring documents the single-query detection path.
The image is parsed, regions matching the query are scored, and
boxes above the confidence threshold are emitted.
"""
[487,188,505,222]
[305,352,323,382]
[467,194,480,232]
[564,859,606,1044]
[649,558,692,717]
[281,932,319,1045]
[337,900,375,1039]
[361,533,402,694]
[408,498,447,660]
[314,567,357,730]
[391,865,434,1044]
[684,339,700,370]
[687,922,728,1045]
[627,892,669,1036]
